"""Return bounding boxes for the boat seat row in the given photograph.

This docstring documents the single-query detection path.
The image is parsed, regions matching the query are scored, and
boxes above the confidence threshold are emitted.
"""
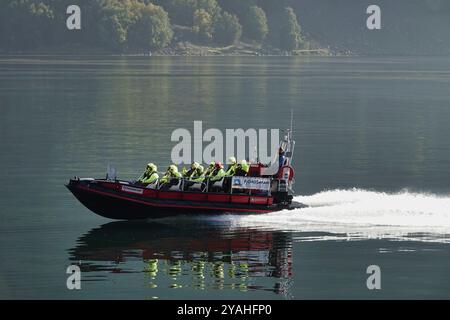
[142,177,226,193]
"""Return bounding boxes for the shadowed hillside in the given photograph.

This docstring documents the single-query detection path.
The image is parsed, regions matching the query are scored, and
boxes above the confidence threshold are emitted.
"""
[290,0,450,55]
[0,0,449,55]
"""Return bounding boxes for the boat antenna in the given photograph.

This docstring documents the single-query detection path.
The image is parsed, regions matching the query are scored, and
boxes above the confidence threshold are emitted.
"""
[287,109,295,166]
[290,109,294,136]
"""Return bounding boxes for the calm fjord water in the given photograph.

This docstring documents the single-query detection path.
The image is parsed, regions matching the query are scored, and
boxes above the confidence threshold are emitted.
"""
[1,56,450,299]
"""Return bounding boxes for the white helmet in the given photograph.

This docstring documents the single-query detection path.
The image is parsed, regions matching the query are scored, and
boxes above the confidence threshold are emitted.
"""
[191,162,199,169]
[228,156,236,164]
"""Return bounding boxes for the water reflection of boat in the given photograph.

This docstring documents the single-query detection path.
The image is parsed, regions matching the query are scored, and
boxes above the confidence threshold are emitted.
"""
[68,221,294,297]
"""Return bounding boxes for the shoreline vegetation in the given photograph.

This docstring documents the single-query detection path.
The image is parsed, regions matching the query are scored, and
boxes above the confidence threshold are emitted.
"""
[2,41,334,57]
[0,0,337,57]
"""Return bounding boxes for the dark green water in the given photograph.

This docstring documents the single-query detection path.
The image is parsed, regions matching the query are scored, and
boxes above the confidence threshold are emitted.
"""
[1,56,450,299]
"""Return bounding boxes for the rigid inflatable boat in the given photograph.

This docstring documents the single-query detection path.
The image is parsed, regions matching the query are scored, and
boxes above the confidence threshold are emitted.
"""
[66,129,305,220]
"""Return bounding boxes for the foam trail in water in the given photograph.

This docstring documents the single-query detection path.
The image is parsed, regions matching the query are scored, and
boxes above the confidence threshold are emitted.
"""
[294,188,450,227]
[227,189,450,242]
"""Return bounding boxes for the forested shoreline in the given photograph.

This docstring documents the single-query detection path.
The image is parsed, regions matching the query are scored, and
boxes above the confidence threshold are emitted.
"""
[0,0,320,55]
[2,0,449,56]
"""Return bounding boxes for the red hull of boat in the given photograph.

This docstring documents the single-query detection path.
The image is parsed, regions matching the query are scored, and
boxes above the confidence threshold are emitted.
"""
[66,179,287,220]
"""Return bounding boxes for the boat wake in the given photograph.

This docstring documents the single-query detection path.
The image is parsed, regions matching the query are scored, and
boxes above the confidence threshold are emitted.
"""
[220,188,450,243]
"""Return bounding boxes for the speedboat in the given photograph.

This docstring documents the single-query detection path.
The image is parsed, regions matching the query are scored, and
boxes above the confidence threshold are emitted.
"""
[66,129,306,220]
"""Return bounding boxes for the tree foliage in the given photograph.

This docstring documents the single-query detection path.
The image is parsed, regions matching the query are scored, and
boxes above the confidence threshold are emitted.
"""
[243,5,268,43]
[0,0,54,50]
[128,3,173,51]
[97,0,141,50]
[0,0,309,53]
[278,7,302,51]
[213,12,242,45]
[154,0,219,26]
[192,8,214,42]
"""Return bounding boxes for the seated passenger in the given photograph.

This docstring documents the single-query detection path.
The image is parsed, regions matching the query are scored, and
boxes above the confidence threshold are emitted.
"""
[204,161,215,178]
[191,164,205,182]
[209,162,226,182]
[183,164,206,191]
[225,156,238,176]
[234,160,250,176]
[159,164,182,188]
[186,164,205,182]
[222,157,238,191]
[183,162,200,179]
[209,162,226,192]
[138,163,159,185]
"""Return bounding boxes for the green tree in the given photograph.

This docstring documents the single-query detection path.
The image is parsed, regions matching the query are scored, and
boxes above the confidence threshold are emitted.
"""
[243,5,268,43]
[128,3,173,51]
[154,0,220,26]
[0,0,54,51]
[213,11,242,45]
[193,8,214,42]
[196,0,221,20]
[278,7,302,51]
[153,0,196,25]
[97,0,142,51]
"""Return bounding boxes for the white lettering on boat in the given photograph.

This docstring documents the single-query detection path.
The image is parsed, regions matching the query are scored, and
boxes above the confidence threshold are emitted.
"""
[121,185,144,195]
[231,177,271,191]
